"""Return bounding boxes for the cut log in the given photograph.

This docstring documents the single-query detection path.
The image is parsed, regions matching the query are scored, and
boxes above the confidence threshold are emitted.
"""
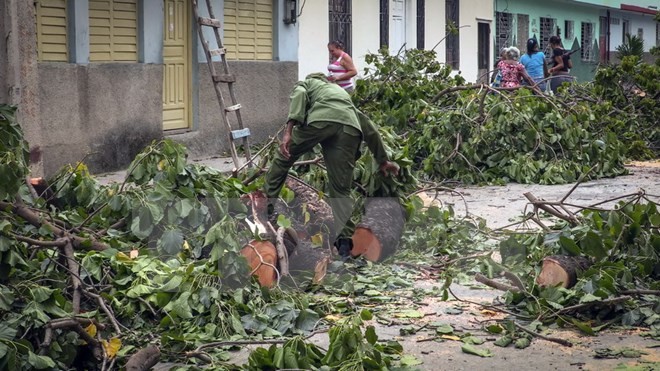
[281,177,335,247]
[125,345,160,371]
[536,255,591,288]
[240,240,278,287]
[351,198,405,261]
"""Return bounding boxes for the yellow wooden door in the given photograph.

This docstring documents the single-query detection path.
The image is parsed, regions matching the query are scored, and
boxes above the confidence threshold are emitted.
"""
[163,0,191,130]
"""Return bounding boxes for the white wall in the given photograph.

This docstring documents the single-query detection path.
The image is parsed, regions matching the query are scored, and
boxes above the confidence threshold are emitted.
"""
[609,11,659,52]
[297,0,329,79]
[352,0,380,77]
[425,0,446,62]
[459,0,494,82]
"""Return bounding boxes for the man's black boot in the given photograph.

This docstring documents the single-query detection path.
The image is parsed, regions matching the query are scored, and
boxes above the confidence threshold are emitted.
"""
[334,237,353,258]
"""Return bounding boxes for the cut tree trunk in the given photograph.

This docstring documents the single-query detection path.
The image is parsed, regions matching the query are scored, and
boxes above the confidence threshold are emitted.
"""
[351,198,406,261]
[124,345,160,371]
[240,240,278,287]
[536,255,591,288]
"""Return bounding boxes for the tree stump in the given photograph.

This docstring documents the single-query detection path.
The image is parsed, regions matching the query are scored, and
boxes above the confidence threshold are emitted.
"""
[536,255,591,288]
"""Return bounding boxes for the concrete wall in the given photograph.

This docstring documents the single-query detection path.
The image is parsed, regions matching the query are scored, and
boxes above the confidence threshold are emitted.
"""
[2,0,44,175]
[297,0,329,79]
[608,10,658,52]
[170,61,297,159]
[0,0,7,104]
[38,64,163,176]
[352,0,380,76]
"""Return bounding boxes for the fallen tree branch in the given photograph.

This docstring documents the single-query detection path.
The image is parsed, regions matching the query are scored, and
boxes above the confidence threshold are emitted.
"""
[555,296,632,316]
[275,227,290,277]
[40,319,103,359]
[618,289,660,296]
[124,345,161,371]
[0,200,109,251]
[524,192,580,226]
[83,291,123,334]
[62,239,82,314]
[475,273,521,293]
[513,322,573,347]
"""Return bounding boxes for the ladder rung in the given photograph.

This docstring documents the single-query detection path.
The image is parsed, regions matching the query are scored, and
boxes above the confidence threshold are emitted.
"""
[225,104,242,112]
[213,74,236,83]
[210,48,226,56]
[231,128,251,140]
[198,17,221,28]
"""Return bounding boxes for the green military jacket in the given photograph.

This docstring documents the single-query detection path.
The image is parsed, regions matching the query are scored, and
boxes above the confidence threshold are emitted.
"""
[288,76,389,164]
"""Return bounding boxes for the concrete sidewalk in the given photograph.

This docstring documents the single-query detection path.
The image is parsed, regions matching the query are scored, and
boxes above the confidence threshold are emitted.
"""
[93,155,249,184]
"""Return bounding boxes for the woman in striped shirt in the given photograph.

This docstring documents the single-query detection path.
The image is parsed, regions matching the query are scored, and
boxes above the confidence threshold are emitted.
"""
[327,40,357,92]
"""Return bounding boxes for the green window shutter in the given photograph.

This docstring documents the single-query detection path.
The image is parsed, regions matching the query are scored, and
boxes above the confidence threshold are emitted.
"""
[90,0,138,62]
[224,0,273,60]
[36,0,68,62]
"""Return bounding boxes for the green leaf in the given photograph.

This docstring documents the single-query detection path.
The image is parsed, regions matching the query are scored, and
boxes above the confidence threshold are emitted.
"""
[571,318,595,335]
[0,323,17,340]
[485,324,503,334]
[515,338,531,349]
[494,335,512,347]
[579,293,602,304]
[435,323,454,335]
[27,352,56,369]
[400,354,423,366]
[461,343,493,357]
[580,231,606,260]
[360,309,373,321]
[365,325,378,345]
[159,229,184,255]
[559,236,581,255]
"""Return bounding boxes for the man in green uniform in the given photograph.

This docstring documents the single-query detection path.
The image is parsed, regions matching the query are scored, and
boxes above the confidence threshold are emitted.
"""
[264,73,398,257]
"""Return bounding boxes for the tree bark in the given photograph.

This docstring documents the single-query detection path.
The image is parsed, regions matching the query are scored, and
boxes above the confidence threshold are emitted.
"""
[351,198,406,261]
[124,345,161,371]
[536,255,591,288]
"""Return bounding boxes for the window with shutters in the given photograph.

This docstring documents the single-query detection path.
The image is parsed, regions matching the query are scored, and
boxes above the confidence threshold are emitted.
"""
[581,22,595,62]
[445,0,459,69]
[416,0,425,50]
[89,0,138,62]
[329,0,352,56]
[495,12,512,62]
[656,23,660,47]
[224,0,273,60]
[36,0,68,62]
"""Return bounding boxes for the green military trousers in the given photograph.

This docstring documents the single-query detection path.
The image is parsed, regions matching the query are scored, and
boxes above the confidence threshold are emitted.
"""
[264,121,361,241]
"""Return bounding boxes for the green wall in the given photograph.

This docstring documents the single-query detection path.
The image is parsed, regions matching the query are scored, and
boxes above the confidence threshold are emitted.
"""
[495,0,602,82]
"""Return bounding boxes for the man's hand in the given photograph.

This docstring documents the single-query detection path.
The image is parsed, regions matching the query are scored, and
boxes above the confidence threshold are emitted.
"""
[279,120,296,159]
[379,161,399,177]
[279,131,292,159]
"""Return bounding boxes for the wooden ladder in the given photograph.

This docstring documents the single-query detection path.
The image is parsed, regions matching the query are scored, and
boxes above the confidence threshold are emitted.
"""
[191,0,252,170]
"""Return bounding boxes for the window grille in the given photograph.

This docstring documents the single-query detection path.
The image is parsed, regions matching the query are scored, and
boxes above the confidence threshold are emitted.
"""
[540,17,557,56]
[417,0,425,49]
[445,0,459,69]
[495,11,512,62]
[581,22,595,62]
[329,0,352,56]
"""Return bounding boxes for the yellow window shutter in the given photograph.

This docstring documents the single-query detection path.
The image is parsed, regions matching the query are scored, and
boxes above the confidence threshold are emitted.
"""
[224,0,272,60]
[36,0,68,62]
[90,0,137,62]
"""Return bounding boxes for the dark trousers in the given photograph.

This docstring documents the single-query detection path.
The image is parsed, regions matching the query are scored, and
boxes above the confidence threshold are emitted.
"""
[264,121,361,241]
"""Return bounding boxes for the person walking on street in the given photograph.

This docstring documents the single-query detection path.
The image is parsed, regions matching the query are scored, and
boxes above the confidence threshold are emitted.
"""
[327,41,358,92]
[263,73,399,257]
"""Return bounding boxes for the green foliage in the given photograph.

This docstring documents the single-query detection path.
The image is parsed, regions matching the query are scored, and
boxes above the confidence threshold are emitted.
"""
[494,200,659,328]
[616,34,645,60]
[352,49,636,185]
[247,313,404,370]
[0,105,30,200]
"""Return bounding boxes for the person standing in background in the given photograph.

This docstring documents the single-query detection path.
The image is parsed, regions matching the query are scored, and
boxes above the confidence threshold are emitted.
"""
[548,35,574,93]
[327,41,358,93]
[520,38,548,92]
